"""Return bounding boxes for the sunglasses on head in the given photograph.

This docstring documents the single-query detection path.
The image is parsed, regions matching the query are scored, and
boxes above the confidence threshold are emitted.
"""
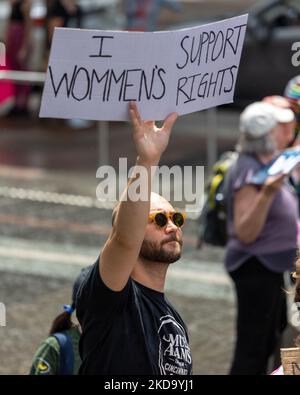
[148,211,186,228]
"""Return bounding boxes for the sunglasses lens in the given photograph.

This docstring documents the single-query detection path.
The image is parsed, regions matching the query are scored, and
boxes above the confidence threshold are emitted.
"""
[173,213,184,227]
[155,213,167,227]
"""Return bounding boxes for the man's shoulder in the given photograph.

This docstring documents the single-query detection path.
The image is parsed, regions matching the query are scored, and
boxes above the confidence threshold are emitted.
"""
[76,261,134,323]
[80,259,133,294]
[76,261,98,298]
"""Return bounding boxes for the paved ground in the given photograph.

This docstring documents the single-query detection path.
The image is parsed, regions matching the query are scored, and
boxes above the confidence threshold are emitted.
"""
[0,270,235,375]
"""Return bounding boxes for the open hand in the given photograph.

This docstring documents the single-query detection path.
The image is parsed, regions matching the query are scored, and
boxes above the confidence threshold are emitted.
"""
[129,101,178,164]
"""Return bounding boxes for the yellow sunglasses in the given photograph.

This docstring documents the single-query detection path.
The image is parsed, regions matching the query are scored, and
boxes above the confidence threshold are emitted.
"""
[148,211,186,228]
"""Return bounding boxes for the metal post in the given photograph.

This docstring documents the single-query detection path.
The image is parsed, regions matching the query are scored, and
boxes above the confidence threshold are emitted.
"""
[98,121,109,166]
[206,107,218,172]
[0,70,46,85]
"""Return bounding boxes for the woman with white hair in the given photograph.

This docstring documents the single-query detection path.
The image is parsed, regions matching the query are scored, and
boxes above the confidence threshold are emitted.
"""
[225,101,298,375]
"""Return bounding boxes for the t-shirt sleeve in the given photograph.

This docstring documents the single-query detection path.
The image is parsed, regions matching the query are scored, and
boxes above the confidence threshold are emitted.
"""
[29,337,60,375]
[76,258,131,328]
[232,156,261,191]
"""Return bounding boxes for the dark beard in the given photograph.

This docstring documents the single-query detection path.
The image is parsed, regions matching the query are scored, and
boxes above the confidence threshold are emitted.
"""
[139,238,182,264]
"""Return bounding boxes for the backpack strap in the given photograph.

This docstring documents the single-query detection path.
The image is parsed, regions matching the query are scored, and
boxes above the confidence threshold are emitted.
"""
[208,173,224,209]
[223,156,238,223]
[52,332,74,375]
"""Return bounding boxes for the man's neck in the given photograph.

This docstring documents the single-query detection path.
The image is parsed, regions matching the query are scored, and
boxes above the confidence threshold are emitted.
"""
[131,258,168,293]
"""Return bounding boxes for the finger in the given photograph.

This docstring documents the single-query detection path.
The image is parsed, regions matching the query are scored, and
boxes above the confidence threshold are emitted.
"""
[129,101,142,125]
[162,112,178,133]
[270,173,286,187]
[267,173,284,185]
[275,173,286,181]
[144,121,155,128]
[129,109,141,134]
[129,102,141,133]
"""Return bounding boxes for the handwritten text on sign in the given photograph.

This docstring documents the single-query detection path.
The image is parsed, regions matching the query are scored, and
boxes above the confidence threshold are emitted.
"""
[40,14,248,121]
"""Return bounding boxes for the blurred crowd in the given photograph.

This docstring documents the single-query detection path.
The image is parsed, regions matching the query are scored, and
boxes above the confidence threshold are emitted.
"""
[0,0,83,115]
[0,0,182,117]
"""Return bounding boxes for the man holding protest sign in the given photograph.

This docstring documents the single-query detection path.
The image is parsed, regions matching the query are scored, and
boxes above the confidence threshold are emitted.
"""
[76,102,193,375]
[40,14,248,375]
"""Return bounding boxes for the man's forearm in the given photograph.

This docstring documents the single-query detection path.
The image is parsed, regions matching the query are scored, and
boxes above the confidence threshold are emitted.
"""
[113,156,158,249]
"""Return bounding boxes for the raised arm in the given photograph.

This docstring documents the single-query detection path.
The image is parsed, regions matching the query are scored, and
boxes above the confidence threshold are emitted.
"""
[100,102,177,291]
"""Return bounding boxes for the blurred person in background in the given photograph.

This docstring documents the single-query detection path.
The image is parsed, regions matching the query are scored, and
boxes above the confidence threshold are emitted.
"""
[45,0,81,52]
[263,75,300,147]
[263,88,300,369]
[0,64,15,116]
[262,95,296,150]
[125,0,181,32]
[5,0,32,115]
[29,266,90,375]
[45,0,90,129]
[284,75,300,146]
[225,101,298,375]
[264,81,300,209]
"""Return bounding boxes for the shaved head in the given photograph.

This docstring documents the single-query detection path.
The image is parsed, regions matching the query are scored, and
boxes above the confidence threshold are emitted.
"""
[149,192,174,213]
[111,192,175,227]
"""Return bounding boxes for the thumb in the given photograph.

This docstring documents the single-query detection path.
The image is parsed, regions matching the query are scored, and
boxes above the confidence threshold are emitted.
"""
[162,112,178,133]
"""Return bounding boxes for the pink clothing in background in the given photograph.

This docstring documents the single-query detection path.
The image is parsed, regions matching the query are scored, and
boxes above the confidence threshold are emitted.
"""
[271,365,284,375]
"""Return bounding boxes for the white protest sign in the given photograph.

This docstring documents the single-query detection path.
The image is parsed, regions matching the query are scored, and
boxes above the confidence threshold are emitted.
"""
[39,14,248,121]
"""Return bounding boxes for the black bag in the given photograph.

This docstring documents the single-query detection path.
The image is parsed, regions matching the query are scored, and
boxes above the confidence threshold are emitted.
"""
[198,151,238,247]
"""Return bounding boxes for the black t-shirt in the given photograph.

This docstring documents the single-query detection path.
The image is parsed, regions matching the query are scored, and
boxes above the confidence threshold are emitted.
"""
[76,260,193,375]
